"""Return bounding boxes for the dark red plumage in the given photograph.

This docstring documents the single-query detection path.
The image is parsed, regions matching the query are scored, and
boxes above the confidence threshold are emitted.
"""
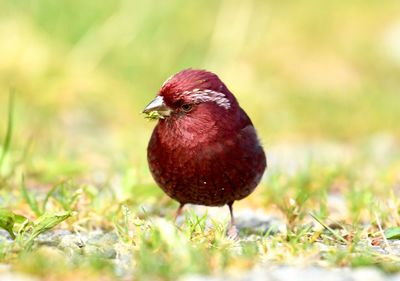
[144,69,267,235]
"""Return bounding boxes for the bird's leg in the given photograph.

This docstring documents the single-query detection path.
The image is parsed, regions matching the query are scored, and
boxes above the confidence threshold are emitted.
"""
[174,203,185,223]
[227,202,239,239]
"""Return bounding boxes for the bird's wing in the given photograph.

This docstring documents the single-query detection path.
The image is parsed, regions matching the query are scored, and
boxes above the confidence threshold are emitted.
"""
[238,107,254,129]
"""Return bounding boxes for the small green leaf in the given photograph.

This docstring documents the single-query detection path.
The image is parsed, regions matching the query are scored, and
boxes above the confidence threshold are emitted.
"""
[14,214,28,223]
[384,227,400,240]
[23,211,71,249]
[31,211,71,237]
[0,208,24,239]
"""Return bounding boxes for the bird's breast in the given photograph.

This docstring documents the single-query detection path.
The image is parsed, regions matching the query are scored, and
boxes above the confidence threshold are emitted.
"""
[147,121,266,206]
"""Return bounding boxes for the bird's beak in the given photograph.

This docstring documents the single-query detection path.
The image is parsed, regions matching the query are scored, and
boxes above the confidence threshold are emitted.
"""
[142,96,172,118]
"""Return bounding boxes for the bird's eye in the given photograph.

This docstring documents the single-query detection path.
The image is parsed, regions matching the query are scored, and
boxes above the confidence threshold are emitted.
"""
[181,104,193,112]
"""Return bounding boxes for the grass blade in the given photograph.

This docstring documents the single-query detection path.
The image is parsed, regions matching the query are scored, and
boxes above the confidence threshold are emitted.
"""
[20,175,41,216]
[0,90,15,170]
[42,183,59,214]
[310,212,348,244]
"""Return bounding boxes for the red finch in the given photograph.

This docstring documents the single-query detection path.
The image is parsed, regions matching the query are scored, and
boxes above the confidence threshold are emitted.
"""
[143,69,267,237]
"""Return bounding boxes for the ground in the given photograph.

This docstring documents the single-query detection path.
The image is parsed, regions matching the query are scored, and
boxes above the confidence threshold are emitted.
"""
[1,136,400,280]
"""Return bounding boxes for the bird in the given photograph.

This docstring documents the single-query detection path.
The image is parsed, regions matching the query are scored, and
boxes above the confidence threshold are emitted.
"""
[143,69,267,237]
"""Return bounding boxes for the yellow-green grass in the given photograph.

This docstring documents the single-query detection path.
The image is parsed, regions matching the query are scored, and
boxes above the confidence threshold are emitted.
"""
[0,0,400,280]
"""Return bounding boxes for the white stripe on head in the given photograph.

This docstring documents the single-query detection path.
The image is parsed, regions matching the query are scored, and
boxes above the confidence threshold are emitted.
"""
[181,89,231,109]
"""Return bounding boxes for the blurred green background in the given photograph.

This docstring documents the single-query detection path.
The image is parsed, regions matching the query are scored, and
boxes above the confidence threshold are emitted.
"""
[0,0,399,183]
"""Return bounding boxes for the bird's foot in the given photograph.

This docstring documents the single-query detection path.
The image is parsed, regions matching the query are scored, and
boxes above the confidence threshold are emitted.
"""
[227,224,239,240]
[174,203,185,226]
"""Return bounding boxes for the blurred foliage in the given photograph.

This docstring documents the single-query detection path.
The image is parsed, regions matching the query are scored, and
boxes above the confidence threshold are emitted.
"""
[0,0,399,149]
[0,1,400,279]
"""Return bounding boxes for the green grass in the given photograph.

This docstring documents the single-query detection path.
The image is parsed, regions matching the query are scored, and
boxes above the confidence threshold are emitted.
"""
[0,137,399,280]
[0,0,400,280]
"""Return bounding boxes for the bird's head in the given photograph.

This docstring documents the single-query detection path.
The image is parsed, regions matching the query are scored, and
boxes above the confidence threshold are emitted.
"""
[143,69,238,120]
